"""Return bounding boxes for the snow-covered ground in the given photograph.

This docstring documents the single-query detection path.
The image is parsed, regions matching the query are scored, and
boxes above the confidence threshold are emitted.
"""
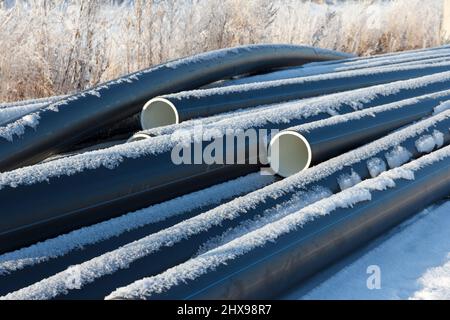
[285,200,450,300]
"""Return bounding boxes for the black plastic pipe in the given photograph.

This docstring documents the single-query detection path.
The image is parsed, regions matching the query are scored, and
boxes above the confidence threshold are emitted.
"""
[304,44,450,68]
[209,51,450,88]
[68,53,450,146]
[269,92,450,177]
[5,110,450,300]
[0,89,447,255]
[121,147,450,300]
[140,62,450,130]
[48,111,450,300]
[132,71,450,139]
[0,44,351,172]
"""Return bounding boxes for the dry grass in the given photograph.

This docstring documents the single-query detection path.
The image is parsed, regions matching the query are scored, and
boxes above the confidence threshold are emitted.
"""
[0,0,445,102]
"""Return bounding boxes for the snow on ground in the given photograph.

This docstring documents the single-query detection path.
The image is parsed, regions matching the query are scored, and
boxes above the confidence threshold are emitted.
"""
[286,200,450,300]
[412,257,450,300]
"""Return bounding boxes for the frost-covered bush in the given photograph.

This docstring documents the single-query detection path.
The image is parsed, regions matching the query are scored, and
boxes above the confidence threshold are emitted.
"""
[0,0,444,102]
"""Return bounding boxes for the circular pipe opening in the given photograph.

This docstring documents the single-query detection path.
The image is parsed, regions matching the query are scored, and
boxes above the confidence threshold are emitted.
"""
[127,133,152,143]
[269,131,312,178]
[140,98,180,130]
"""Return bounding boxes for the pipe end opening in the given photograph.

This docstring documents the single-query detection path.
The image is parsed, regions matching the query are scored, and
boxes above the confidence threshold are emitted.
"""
[127,133,152,143]
[140,98,179,130]
[269,131,312,178]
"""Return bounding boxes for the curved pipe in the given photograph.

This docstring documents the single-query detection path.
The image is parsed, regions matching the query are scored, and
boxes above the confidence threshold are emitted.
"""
[142,62,450,129]
[75,49,450,144]
[117,144,450,300]
[0,45,351,172]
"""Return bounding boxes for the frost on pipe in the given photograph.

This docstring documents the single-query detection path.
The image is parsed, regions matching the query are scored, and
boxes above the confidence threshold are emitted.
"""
[105,144,450,300]
[0,44,351,171]
[3,113,450,300]
[303,44,450,68]
[0,95,66,110]
[269,90,450,177]
[214,50,450,88]
[269,131,312,177]
[1,82,449,254]
[142,55,450,130]
[0,172,275,296]
[143,61,450,129]
[134,70,450,138]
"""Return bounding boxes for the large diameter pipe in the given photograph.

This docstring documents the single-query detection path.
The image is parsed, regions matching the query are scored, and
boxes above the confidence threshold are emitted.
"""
[0,84,448,255]
[0,173,276,296]
[13,111,450,300]
[269,92,450,177]
[109,144,450,300]
[210,50,450,88]
[140,62,450,130]
[47,52,450,145]
[4,110,450,300]
[0,45,351,172]
[133,70,450,139]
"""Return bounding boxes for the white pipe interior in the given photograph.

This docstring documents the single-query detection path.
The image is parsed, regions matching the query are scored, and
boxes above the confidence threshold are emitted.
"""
[127,133,152,143]
[269,131,312,178]
[140,98,180,130]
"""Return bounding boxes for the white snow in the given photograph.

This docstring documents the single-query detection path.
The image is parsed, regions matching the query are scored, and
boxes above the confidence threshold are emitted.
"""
[367,157,387,178]
[433,100,450,115]
[433,130,445,148]
[286,201,450,300]
[337,170,362,190]
[412,258,450,300]
[0,112,41,142]
[385,146,413,169]
[0,95,65,109]
[0,172,273,274]
[415,135,437,153]
[0,103,49,125]
[415,130,445,154]
[196,186,332,256]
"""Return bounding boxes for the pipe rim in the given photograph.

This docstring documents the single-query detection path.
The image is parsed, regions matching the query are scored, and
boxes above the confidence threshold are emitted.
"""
[140,97,180,130]
[269,130,312,177]
[127,132,152,143]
